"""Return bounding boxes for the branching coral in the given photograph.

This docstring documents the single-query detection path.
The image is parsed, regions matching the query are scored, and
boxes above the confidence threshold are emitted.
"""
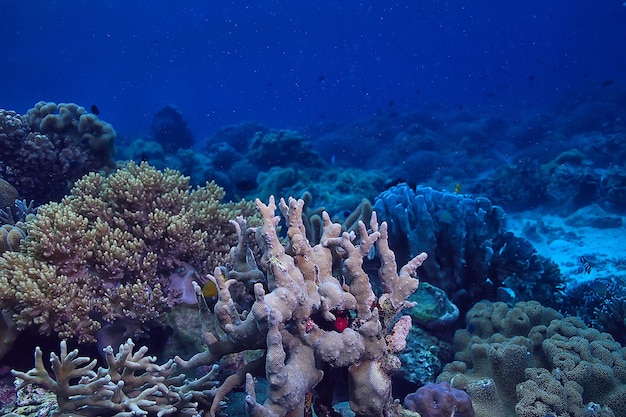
[373,184,565,312]
[175,196,427,417]
[0,162,258,346]
[12,338,218,416]
[11,195,426,417]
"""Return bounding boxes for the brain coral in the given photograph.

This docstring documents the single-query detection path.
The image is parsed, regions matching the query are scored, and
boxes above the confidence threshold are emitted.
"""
[0,161,257,345]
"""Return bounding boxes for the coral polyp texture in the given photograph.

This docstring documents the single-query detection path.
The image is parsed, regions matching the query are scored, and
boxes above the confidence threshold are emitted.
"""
[438,300,626,417]
[0,161,258,346]
[0,102,116,203]
[174,196,428,417]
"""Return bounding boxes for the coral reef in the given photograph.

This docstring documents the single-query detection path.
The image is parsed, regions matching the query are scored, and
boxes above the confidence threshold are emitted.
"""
[373,184,564,313]
[405,282,459,332]
[0,179,18,213]
[175,196,428,417]
[253,166,386,217]
[562,276,626,346]
[248,129,325,170]
[437,300,626,417]
[0,200,37,254]
[476,157,545,212]
[0,162,257,347]
[0,103,116,203]
[395,325,452,393]
[10,195,427,417]
[600,165,626,210]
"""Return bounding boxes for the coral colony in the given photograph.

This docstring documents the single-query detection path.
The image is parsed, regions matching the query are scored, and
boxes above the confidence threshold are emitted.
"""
[9,194,428,417]
[2,101,626,417]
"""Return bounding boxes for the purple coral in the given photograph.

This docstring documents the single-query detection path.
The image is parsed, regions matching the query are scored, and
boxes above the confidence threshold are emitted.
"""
[0,103,116,203]
[403,382,475,417]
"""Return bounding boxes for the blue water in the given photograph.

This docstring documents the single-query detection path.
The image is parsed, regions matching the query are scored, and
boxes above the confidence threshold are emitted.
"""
[2,0,625,140]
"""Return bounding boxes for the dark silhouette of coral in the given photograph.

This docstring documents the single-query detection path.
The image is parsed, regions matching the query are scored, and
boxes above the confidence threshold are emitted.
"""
[0,103,116,204]
[151,105,194,152]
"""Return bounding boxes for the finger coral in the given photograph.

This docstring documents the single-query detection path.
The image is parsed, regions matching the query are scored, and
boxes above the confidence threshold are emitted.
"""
[175,196,428,417]
[0,161,258,346]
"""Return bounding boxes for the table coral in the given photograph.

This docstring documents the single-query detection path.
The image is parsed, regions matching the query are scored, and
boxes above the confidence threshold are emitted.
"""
[0,162,257,347]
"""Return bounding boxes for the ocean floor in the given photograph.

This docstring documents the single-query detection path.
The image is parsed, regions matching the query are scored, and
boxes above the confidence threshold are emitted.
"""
[507,204,626,290]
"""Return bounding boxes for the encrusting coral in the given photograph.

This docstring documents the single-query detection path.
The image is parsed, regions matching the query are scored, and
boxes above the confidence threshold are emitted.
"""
[0,161,258,347]
[11,196,428,417]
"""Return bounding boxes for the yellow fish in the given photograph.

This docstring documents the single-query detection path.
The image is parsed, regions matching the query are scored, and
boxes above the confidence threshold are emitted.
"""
[202,280,218,297]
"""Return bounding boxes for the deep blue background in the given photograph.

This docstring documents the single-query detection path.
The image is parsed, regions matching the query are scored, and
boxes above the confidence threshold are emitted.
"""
[1,1,625,141]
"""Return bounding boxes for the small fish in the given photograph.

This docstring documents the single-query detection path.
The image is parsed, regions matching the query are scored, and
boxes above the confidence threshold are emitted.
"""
[578,256,592,274]
[90,104,100,115]
[202,280,218,297]
[454,182,462,194]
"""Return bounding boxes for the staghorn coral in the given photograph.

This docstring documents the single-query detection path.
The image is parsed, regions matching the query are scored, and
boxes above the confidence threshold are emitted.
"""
[0,161,258,346]
[11,338,218,416]
[175,196,428,417]
[0,103,117,203]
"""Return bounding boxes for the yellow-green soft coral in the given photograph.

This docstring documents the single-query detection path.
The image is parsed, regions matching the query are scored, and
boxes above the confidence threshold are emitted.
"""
[0,161,258,346]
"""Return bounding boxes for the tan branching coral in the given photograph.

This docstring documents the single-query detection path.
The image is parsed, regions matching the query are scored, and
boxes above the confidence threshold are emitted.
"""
[0,161,258,346]
[12,338,218,416]
[176,196,427,417]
